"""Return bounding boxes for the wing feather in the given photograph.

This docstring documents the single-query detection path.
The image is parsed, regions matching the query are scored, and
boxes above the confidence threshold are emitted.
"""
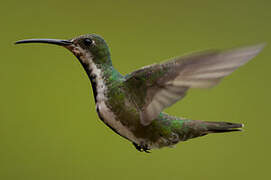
[125,44,265,125]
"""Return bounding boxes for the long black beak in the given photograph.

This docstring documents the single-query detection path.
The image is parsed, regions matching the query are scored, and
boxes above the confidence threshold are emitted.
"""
[14,39,72,46]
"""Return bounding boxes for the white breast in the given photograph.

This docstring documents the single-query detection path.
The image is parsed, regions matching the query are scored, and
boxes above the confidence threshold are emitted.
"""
[92,64,140,144]
[76,48,140,144]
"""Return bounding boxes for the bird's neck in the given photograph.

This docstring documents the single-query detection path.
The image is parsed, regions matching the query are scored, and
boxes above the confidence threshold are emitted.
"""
[77,55,123,103]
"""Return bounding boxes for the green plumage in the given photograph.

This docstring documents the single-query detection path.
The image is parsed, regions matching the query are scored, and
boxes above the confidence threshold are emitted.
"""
[15,34,264,152]
[100,68,243,150]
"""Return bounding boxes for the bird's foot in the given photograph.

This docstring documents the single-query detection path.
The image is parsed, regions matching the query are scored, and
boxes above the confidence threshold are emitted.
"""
[132,142,151,153]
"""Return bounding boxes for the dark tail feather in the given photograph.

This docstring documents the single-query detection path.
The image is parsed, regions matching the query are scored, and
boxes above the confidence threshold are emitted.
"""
[204,121,244,133]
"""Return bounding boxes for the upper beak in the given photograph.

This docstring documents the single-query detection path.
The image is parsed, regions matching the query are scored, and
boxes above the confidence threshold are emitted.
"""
[14,38,72,46]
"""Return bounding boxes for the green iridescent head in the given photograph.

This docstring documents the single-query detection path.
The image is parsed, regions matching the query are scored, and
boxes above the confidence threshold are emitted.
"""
[69,34,111,65]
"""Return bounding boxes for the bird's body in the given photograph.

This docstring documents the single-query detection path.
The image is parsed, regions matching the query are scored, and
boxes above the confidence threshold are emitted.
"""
[81,56,240,151]
[15,34,264,152]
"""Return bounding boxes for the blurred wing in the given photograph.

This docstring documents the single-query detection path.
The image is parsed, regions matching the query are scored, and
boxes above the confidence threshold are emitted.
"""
[124,44,265,126]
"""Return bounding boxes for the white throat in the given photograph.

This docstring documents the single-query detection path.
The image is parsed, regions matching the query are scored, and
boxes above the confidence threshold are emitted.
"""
[72,46,106,103]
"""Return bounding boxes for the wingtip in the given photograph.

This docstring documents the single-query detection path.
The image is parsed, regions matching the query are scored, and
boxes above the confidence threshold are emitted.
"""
[253,43,267,51]
[228,43,267,62]
[231,43,266,53]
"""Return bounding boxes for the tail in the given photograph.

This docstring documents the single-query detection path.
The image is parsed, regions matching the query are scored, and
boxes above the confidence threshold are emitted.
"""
[155,114,245,147]
[203,121,244,133]
[174,119,244,141]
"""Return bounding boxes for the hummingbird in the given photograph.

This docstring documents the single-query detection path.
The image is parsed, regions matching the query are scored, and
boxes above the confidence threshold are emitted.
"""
[15,34,264,152]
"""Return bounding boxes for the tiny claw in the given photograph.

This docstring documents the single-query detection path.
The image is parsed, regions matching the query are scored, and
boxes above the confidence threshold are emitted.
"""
[133,142,143,152]
[132,142,151,153]
[142,145,151,153]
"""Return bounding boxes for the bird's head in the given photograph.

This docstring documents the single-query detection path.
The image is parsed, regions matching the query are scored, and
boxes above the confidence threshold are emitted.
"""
[15,34,112,67]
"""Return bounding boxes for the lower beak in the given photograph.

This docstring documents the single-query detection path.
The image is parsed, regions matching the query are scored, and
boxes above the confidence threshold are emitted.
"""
[15,39,72,46]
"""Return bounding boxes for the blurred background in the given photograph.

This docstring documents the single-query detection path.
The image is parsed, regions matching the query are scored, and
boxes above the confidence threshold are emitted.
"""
[1,0,270,179]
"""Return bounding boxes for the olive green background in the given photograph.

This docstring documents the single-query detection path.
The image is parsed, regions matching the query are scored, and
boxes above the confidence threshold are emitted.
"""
[1,0,270,180]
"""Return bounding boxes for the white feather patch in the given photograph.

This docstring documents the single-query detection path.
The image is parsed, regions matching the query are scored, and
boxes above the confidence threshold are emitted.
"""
[75,46,141,144]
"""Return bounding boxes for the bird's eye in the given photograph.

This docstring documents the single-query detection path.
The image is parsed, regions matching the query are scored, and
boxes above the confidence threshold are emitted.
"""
[84,38,93,46]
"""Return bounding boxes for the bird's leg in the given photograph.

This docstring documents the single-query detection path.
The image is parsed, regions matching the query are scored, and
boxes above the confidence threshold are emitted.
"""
[132,142,151,153]
[133,142,143,152]
[142,145,151,153]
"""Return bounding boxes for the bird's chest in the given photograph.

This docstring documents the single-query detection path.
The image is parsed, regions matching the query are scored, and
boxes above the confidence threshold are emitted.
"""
[79,52,142,144]
[96,99,140,144]
[93,78,159,149]
[90,70,139,144]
